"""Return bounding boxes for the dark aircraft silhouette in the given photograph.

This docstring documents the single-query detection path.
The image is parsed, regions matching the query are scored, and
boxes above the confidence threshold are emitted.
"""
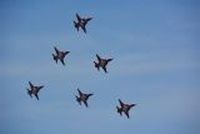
[75,88,93,107]
[26,81,44,100]
[73,13,92,33]
[116,99,136,119]
[94,54,113,73]
[52,46,70,66]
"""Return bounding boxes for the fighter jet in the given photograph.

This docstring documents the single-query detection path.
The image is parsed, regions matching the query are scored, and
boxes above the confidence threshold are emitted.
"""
[75,88,93,107]
[26,81,44,100]
[73,13,92,33]
[52,46,70,66]
[94,54,113,73]
[116,99,136,119]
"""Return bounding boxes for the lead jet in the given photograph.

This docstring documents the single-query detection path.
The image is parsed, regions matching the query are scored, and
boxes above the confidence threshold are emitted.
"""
[116,99,136,119]
[94,54,113,73]
[75,88,93,107]
[73,13,92,33]
[26,81,44,100]
[52,46,70,66]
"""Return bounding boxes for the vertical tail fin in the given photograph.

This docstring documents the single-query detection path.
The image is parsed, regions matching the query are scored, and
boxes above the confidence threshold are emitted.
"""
[76,96,81,105]
[116,106,122,116]
[26,88,32,98]
[73,21,79,31]
[94,61,100,71]
[52,54,58,63]
[73,21,77,26]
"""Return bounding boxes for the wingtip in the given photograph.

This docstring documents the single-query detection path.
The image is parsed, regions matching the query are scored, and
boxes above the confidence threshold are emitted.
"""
[89,93,94,97]
[77,88,81,93]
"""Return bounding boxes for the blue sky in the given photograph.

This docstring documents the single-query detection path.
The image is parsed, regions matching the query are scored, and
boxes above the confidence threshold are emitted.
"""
[0,0,200,134]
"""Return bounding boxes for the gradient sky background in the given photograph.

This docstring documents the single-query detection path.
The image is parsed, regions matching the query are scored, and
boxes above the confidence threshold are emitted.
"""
[0,0,200,134]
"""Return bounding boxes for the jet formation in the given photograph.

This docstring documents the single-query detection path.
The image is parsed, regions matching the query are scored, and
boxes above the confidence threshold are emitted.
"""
[25,12,137,120]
